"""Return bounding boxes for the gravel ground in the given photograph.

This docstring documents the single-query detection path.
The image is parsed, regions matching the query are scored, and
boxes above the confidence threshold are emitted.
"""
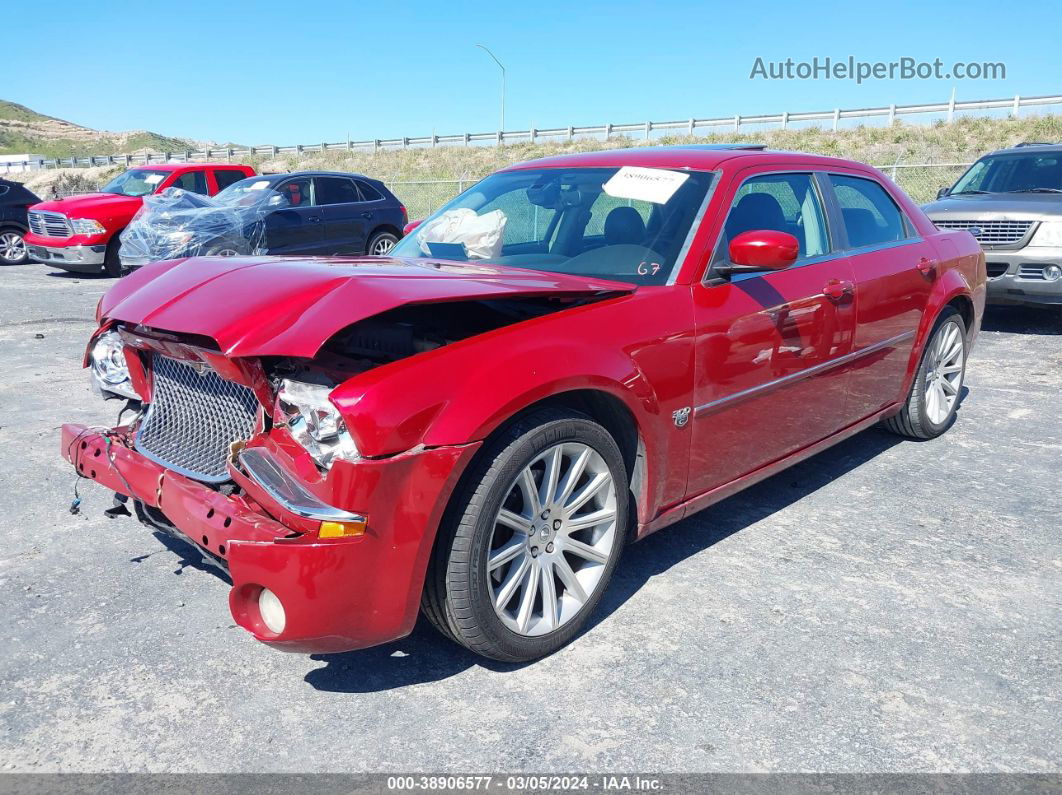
[0,264,1059,774]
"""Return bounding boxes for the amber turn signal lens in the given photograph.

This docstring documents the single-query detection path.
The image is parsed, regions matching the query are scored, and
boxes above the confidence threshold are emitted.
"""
[318,518,367,538]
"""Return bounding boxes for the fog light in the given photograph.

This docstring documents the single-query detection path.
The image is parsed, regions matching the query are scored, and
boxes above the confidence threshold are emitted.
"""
[1043,264,1062,282]
[258,588,286,634]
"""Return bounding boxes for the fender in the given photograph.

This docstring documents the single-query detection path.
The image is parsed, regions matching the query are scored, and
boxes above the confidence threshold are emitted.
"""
[331,287,698,518]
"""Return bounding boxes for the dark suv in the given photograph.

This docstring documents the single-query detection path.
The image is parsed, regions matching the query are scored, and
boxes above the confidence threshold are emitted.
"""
[923,143,1062,310]
[0,178,41,265]
[119,171,407,269]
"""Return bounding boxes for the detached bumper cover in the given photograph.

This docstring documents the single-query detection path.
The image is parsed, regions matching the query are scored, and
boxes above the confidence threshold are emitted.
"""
[62,423,479,653]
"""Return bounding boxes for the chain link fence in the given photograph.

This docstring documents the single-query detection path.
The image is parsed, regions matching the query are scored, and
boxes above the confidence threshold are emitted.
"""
[37,163,972,217]
[384,163,974,220]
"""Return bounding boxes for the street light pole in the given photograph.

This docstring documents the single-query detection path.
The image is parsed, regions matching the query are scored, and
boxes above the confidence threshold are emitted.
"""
[475,44,506,137]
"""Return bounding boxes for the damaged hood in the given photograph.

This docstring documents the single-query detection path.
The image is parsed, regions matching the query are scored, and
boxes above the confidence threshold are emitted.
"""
[99,255,635,358]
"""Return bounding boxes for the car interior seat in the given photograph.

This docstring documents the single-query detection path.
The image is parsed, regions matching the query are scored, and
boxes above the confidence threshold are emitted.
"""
[841,208,882,248]
[604,206,646,245]
[726,193,787,240]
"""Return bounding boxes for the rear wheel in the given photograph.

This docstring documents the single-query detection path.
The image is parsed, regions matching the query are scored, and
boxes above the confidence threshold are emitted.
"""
[422,408,628,662]
[0,228,28,265]
[882,307,967,439]
[366,230,398,256]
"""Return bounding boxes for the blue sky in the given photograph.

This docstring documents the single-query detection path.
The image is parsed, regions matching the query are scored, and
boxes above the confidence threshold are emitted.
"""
[5,0,1060,146]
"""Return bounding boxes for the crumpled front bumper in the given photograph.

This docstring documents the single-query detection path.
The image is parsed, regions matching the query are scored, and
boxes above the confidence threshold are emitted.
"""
[62,422,479,653]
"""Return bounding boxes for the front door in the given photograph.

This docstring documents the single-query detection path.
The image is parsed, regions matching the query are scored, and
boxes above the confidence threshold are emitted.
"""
[263,177,324,255]
[687,169,857,499]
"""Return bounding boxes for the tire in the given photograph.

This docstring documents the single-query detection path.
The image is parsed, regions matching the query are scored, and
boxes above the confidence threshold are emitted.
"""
[103,237,123,277]
[422,408,629,662]
[0,227,28,265]
[203,239,244,257]
[366,230,398,256]
[882,307,967,440]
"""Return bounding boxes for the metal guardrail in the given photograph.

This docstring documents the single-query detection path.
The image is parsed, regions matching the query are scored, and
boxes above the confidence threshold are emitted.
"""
[1,92,1059,173]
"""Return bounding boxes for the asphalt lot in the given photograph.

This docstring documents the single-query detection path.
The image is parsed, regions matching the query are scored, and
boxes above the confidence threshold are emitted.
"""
[0,263,1059,774]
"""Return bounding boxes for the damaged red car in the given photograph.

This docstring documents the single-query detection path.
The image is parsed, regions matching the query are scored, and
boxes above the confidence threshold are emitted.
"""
[63,146,986,662]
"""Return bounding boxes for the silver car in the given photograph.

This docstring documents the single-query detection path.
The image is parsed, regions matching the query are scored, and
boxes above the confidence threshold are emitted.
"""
[923,142,1062,311]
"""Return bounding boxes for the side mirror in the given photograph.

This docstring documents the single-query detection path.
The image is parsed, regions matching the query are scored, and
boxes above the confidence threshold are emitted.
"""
[403,219,422,236]
[937,186,951,199]
[720,229,800,274]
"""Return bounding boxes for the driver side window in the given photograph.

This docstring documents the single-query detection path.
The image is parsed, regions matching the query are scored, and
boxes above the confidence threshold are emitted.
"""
[715,173,830,265]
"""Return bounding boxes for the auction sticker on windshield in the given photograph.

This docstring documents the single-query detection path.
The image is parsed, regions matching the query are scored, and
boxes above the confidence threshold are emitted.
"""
[603,166,689,204]
[144,174,165,185]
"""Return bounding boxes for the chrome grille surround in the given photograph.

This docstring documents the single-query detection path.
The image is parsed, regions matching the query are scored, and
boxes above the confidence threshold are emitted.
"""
[932,219,1035,246]
[27,211,72,238]
[135,355,259,483]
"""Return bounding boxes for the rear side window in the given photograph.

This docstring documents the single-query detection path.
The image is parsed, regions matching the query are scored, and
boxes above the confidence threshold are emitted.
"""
[355,180,384,201]
[717,172,830,261]
[315,177,360,205]
[214,170,247,191]
[830,175,910,248]
[172,170,209,195]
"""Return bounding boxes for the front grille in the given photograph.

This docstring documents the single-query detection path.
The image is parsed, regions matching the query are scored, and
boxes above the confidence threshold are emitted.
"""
[933,219,1034,246]
[27,211,72,238]
[135,355,259,483]
[986,261,1010,278]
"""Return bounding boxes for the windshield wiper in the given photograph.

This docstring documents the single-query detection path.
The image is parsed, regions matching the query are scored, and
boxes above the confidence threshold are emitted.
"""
[948,190,991,195]
[1007,188,1062,194]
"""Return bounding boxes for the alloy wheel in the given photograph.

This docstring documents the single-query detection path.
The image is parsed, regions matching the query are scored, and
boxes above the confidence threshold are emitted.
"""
[488,442,618,637]
[923,321,965,424]
[0,231,26,263]
[371,236,396,255]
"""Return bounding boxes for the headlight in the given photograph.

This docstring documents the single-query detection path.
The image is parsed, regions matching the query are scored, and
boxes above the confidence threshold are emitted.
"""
[1029,221,1062,247]
[89,330,140,399]
[71,218,107,236]
[276,379,359,469]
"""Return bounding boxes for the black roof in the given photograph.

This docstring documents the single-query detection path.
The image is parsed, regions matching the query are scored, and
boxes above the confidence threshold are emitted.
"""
[251,170,378,182]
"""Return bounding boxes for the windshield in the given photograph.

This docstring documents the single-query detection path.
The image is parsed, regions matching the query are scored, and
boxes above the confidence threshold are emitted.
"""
[215,177,284,206]
[100,169,171,197]
[389,166,715,285]
[951,151,1062,194]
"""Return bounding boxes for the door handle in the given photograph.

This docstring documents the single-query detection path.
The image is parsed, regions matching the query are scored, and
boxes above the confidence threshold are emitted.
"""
[307,215,321,223]
[823,279,854,302]
[917,256,938,277]
[360,211,373,219]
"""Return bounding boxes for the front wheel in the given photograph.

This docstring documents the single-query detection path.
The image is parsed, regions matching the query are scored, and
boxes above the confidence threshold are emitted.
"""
[422,409,629,662]
[882,307,968,439]
[0,228,28,265]
[366,230,398,256]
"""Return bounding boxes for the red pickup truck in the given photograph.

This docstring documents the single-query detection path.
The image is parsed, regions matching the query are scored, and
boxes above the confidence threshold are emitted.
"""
[26,162,255,276]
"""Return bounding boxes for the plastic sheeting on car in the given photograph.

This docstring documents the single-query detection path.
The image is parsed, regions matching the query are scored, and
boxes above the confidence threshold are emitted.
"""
[415,208,507,261]
[118,187,280,270]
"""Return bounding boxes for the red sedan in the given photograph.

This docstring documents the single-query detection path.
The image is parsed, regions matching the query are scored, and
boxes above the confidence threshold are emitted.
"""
[63,146,985,661]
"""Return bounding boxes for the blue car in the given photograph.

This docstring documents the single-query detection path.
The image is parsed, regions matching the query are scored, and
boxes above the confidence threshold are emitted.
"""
[0,177,41,265]
[119,171,407,269]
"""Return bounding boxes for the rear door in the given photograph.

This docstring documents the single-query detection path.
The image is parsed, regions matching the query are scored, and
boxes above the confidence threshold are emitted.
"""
[168,169,210,195]
[212,168,249,195]
[820,172,936,422]
[314,176,370,254]
[687,168,857,498]
[262,176,324,255]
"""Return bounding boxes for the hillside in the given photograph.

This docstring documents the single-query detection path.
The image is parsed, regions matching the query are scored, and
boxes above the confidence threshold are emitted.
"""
[7,109,1062,212]
[0,100,196,159]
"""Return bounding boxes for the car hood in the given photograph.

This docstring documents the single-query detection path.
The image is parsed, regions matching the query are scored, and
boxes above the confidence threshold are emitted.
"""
[922,192,1062,220]
[31,192,144,217]
[99,255,636,358]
